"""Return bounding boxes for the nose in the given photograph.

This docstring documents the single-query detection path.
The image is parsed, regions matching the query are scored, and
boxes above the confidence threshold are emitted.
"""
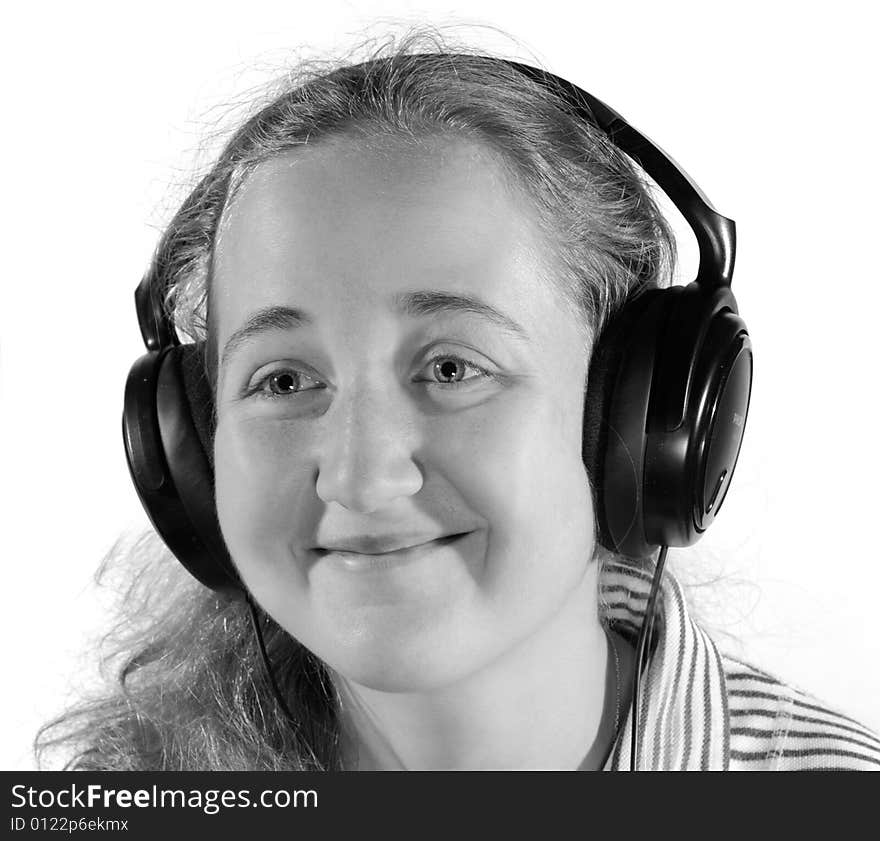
[314,381,424,513]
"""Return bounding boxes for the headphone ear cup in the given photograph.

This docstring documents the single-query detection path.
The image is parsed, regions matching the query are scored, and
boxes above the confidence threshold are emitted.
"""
[643,284,752,546]
[584,281,752,558]
[123,342,241,594]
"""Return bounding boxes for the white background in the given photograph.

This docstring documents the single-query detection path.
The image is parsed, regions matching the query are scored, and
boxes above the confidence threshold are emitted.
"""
[2,1,878,770]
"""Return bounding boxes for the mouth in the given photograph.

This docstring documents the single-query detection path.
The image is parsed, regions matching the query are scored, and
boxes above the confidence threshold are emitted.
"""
[317,532,472,572]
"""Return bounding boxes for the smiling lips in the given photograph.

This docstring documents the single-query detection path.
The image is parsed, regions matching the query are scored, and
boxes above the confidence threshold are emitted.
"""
[315,532,470,569]
[316,532,470,557]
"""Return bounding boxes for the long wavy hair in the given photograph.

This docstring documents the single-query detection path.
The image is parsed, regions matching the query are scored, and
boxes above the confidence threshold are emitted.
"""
[36,29,676,770]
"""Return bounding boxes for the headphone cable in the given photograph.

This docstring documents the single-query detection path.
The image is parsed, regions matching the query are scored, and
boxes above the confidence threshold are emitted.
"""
[245,593,299,729]
[630,544,669,771]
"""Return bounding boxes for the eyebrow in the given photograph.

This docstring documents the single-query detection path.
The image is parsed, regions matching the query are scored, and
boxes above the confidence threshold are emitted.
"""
[219,289,531,374]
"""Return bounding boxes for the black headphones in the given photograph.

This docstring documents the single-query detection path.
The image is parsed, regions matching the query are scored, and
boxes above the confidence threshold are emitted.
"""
[123,57,753,599]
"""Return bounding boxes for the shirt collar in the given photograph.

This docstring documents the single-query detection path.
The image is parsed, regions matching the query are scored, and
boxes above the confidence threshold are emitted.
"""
[599,559,730,770]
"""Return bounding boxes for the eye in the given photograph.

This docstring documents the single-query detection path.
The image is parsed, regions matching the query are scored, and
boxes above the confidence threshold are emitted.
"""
[245,353,495,402]
[417,354,495,387]
[248,367,325,401]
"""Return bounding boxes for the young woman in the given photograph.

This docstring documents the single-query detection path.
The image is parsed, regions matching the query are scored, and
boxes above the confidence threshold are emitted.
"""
[37,36,880,771]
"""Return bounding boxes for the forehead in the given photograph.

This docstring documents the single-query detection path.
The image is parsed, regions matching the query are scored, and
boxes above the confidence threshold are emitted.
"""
[212,136,574,345]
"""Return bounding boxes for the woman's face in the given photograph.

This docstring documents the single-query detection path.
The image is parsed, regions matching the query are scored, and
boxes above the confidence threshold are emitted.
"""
[212,136,597,692]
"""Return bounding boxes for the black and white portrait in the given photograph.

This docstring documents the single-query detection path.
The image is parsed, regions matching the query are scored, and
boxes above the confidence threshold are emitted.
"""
[4,1,878,773]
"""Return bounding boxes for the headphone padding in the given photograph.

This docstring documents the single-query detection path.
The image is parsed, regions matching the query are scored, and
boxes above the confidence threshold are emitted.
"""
[177,342,217,470]
[584,288,670,556]
[155,345,240,593]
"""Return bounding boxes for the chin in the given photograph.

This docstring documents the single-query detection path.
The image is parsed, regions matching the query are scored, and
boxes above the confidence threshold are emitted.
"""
[322,630,486,694]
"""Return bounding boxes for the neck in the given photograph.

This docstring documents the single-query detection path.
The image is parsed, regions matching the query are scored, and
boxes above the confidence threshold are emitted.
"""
[335,562,623,770]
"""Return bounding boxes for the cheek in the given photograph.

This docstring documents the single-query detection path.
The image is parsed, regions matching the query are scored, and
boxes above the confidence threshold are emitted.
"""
[453,392,594,586]
[213,417,318,576]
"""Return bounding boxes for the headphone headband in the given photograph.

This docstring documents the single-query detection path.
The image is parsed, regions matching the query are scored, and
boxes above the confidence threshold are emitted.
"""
[502,60,736,288]
[134,55,736,352]
[135,269,177,352]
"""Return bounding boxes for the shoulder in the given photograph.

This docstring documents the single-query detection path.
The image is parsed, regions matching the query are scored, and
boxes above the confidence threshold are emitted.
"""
[720,654,880,771]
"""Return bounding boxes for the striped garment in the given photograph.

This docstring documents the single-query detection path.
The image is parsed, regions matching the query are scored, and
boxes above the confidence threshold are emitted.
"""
[599,560,880,770]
